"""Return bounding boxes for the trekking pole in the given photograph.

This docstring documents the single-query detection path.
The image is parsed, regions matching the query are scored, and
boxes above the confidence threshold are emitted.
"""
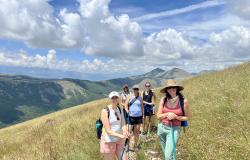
[127,115,130,158]
[120,138,129,160]
[170,121,177,160]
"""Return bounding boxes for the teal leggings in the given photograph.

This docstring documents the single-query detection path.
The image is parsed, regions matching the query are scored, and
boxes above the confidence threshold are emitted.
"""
[157,122,180,160]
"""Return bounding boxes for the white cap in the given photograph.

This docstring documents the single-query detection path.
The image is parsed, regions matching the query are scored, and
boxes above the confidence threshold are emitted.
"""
[108,91,120,99]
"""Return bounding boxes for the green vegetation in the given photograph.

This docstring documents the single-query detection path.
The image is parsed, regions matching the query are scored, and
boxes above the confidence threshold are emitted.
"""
[0,62,249,159]
[0,68,190,128]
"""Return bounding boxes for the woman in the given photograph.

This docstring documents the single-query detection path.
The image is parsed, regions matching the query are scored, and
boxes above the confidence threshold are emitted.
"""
[125,85,143,151]
[157,79,189,160]
[142,82,156,136]
[120,84,130,124]
[101,91,129,160]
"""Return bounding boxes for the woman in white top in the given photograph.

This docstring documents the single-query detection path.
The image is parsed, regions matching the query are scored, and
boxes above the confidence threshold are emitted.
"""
[100,91,129,160]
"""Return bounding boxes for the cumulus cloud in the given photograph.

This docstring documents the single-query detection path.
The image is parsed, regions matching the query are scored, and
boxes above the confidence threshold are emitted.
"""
[202,26,250,58]
[0,0,81,48]
[0,0,249,76]
[144,29,195,60]
[228,0,250,20]
[78,0,144,57]
[0,0,144,58]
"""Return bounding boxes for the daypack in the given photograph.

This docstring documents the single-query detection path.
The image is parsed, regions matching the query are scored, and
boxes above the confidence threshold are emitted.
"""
[96,106,121,139]
[163,96,188,127]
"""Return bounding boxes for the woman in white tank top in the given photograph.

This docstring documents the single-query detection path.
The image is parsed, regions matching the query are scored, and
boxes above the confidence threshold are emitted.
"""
[100,91,129,160]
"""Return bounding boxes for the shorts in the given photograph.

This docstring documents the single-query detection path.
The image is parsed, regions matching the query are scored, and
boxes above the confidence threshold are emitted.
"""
[144,104,153,117]
[128,116,143,125]
[100,137,126,155]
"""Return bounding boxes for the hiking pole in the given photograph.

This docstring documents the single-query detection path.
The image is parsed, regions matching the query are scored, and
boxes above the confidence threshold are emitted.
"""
[120,138,129,160]
[126,114,130,159]
[170,121,177,160]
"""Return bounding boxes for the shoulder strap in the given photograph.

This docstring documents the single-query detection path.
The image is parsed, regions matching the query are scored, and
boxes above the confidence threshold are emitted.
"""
[163,96,167,107]
[105,106,122,119]
[117,105,121,114]
[129,96,139,107]
[179,97,185,116]
[104,106,110,119]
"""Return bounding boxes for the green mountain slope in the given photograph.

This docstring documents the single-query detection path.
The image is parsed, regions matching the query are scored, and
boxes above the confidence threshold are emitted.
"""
[0,62,249,160]
[0,68,191,128]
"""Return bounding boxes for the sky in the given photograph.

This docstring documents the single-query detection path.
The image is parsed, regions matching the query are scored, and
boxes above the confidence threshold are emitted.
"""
[0,0,250,80]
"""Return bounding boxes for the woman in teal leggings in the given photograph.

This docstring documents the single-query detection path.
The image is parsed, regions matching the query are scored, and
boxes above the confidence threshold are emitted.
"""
[157,79,190,160]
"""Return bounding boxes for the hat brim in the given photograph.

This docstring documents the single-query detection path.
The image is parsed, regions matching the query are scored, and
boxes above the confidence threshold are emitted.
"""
[160,85,184,93]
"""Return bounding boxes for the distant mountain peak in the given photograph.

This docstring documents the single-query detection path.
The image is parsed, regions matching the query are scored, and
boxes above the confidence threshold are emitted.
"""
[151,67,165,72]
[143,67,165,77]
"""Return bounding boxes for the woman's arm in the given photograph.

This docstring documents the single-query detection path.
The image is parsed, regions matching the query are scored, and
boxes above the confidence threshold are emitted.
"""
[157,97,168,120]
[101,109,125,138]
[120,96,124,107]
[141,97,144,116]
[176,99,190,121]
[125,95,130,113]
[121,109,128,133]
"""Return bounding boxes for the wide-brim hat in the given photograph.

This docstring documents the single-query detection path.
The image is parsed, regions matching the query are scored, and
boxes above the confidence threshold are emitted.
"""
[109,91,120,99]
[160,79,184,93]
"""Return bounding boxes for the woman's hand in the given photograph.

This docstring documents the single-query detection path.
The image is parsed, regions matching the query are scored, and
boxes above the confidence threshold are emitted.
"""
[166,112,177,120]
[123,131,130,138]
[120,134,128,139]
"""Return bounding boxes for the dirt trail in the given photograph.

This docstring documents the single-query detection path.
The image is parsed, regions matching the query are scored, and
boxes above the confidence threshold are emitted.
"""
[126,133,163,160]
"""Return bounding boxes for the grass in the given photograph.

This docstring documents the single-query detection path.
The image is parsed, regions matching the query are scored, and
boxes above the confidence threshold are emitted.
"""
[0,62,250,160]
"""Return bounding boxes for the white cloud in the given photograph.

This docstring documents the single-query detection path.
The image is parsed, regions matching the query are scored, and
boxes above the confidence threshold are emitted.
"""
[206,26,250,58]
[0,0,144,58]
[144,29,195,60]
[0,0,249,76]
[0,0,79,48]
[228,0,250,20]
[77,0,144,57]
[133,0,226,22]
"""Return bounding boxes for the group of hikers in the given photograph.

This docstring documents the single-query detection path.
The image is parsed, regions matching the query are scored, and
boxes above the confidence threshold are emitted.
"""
[96,79,190,160]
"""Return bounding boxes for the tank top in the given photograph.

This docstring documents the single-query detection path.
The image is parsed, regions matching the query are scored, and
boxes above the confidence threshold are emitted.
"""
[160,98,182,126]
[102,105,123,142]
[128,95,142,117]
[121,92,130,106]
[143,90,153,103]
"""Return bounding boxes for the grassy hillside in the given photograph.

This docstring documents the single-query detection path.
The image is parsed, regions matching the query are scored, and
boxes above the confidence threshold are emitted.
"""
[0,67,191,128]
[0,62,249,160]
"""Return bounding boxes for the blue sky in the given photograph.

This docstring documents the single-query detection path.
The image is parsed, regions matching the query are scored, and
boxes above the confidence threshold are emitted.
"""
[0,0,249,80]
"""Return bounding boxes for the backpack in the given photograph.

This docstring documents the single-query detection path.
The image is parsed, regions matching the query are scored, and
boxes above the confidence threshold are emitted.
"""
[163,96,188,127]
[96,106,122,139]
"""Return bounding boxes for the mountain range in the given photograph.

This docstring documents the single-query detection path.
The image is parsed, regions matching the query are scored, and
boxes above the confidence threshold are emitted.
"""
[0,67,193,128]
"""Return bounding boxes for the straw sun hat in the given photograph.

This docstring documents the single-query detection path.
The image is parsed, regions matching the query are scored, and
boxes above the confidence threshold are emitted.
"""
[160,79,184,93]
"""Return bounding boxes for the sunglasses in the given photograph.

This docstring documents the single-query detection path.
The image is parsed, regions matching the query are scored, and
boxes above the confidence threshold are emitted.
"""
[114,111,120,121]
[145,85,151,88]
[133,88,139,91]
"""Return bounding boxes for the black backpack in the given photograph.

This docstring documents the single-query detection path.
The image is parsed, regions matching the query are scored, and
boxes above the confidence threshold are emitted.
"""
[96,106,121,139]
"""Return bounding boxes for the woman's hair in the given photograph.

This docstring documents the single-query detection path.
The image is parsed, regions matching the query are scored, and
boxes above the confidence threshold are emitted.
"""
[165,87,184,98]
[124,88,129,93]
